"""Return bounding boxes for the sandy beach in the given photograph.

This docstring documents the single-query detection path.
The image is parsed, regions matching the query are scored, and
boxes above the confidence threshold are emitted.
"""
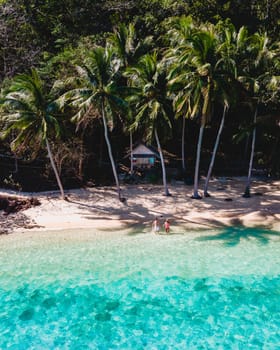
[1,177,279,234]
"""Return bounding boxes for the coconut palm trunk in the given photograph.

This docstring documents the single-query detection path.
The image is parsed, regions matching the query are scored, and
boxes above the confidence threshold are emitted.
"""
[204,104,228,196]
[101,100,122,201]
[14,156,18,173]
[155,128,170,196]
[45,138,65,200]
[182,116,186,172]
[130,130,134,174]
[243,106,258,198]
[192,125,204,199]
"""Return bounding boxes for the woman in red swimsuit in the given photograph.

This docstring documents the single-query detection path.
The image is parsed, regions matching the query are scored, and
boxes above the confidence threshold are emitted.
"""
[164,219,170,233]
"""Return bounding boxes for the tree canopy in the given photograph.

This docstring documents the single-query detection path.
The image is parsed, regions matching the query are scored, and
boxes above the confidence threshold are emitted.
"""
[0,1,279,192]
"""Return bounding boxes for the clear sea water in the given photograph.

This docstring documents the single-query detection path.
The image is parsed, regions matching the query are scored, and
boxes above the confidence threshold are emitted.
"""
[0,227,280,349]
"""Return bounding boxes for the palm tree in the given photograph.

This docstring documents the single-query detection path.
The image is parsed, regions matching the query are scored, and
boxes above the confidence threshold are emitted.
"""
[108,23,152,175]
[238,31,277,197]
[59,46,127,201]
[0,69,66,199]
[203,22,243,197]
[171,25,218,199]
[168,69,199,176]
[108,22,152,70]
[166,16,196,173]
[203,104,228,197]
[243,103,258,197]
[126,52,172,196]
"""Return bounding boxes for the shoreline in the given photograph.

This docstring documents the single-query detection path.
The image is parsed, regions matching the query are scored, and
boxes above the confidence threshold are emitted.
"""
[1,177,280,235]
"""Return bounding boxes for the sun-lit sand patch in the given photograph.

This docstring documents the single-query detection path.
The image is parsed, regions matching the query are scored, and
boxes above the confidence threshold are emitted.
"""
[1,178,279,234]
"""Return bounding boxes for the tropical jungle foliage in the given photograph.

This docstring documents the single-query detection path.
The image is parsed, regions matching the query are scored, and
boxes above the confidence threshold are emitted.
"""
[0,0,279,199]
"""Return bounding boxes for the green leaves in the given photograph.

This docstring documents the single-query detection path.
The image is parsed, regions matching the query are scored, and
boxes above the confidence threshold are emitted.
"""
[60,45,128,132]
[126,52,172,141]
[0,68,63,153]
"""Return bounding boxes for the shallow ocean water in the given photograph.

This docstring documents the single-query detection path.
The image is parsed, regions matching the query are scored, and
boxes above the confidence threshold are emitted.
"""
[0,227,280,349]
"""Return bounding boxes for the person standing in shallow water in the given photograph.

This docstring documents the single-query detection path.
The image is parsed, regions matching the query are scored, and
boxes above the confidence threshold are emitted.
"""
[152,217,160,233]
[164,219,170,233]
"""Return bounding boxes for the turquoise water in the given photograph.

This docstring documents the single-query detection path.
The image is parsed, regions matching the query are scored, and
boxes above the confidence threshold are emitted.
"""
[0,227,280,349]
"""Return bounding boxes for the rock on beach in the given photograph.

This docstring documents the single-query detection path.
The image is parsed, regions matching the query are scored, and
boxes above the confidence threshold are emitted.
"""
[0,195,40,234]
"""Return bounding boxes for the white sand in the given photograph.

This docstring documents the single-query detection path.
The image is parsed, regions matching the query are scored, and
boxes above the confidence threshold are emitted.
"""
[4,177,279,234]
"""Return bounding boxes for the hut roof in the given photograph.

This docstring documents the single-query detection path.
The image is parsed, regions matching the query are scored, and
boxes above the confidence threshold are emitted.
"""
[124,141,160,159]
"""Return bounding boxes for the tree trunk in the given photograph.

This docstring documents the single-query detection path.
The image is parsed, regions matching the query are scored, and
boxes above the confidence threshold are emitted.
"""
[99,124,104,167]
[130,130,133,174]
[78,143,84,180]
[243,106,257,198]
[78,129,85,180]
[204,105,227,197]
[46,138,65,200]
[11,132,18,173]
[101,100,122,201]
[182,116,186,172]
[192,125,204,199]
[155,128,170,196]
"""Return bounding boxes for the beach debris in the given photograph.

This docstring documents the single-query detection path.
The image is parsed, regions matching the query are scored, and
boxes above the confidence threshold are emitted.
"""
[0,195,41,234]
[0,195,40,215]
[0,211,40,234]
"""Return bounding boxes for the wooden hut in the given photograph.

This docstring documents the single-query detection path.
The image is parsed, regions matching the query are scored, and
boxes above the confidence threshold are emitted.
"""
[130,142,159,169]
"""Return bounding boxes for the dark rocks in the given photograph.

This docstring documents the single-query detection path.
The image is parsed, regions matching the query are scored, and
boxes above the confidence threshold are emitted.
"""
[0,195,40,215]
[0,194,41,234]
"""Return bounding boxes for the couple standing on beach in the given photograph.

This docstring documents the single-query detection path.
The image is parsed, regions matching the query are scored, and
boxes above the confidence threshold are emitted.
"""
[152,217,170,233]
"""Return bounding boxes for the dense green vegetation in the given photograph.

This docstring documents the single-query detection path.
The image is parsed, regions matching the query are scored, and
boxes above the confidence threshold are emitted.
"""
[0,0,279,198]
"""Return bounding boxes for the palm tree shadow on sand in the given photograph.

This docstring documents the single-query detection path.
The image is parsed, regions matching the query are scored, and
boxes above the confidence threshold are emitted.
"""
[196,219,280,247]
